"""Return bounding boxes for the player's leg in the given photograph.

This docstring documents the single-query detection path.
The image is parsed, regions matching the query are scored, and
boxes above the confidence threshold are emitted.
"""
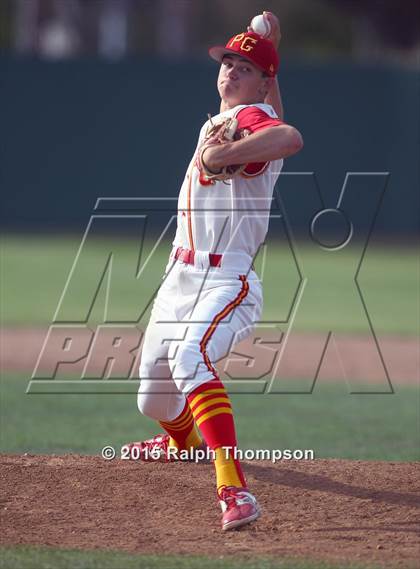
[134,268,203,456]
[169,272,262,527]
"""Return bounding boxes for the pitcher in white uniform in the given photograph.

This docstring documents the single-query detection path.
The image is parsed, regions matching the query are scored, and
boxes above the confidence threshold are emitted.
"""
[128,13,303,531]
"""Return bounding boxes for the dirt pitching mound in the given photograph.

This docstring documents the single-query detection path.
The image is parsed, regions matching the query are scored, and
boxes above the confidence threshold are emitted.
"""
[1,455,419,567]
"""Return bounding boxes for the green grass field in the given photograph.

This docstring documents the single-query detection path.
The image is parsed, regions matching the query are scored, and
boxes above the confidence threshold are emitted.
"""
[1,236,418,569]
[1,236,418,334]
[0,546,382,569]
[1,374,418,460]
[1,236,418,459]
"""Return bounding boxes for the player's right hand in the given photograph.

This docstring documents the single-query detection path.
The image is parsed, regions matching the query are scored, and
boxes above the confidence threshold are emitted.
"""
[264,11,281,50]
[248,12,281,50]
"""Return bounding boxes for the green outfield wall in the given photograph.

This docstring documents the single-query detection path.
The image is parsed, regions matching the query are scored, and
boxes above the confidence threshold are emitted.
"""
[1,57,418,235]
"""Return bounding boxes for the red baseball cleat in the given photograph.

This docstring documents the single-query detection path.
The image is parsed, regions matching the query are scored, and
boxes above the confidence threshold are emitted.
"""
[124,434,208,462]
[124,434,174,461]
[218,486,261,531]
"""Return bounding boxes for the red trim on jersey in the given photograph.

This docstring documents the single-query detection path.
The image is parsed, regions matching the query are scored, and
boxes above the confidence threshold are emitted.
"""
[236,106,283,176]
[241,161,270,178]
[237,106,282,133]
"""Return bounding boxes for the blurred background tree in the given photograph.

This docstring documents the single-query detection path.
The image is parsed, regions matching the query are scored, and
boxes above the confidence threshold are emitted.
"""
[1,0,419,66]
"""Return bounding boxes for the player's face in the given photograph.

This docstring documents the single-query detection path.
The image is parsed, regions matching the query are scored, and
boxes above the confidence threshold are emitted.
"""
[217,55,271,108]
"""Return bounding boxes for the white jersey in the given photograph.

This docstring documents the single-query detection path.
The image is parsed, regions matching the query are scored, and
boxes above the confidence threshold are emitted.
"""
[139,106,283,420]
[172,103,283,268]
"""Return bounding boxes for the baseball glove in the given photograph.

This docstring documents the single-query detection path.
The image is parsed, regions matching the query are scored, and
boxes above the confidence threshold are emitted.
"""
[196,115,250,182]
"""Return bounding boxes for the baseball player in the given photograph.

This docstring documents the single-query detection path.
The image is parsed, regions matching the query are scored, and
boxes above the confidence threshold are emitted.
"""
[128,13,303,531]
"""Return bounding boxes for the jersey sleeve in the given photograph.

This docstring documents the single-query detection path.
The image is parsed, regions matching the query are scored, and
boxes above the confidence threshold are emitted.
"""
[236,106,283,176]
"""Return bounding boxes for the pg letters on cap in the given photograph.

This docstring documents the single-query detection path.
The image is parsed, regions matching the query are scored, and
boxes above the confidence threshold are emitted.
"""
[228,34,258,53]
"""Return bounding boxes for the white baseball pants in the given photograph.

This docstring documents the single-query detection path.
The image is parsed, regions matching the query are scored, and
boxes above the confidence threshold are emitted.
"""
[137,255,262,422]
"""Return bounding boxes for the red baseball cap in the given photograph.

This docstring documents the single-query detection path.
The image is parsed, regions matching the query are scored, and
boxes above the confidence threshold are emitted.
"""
[209,31,279,77]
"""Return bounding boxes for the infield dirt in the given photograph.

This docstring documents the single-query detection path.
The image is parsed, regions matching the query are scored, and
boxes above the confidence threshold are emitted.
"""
[2,327,419,385]
[1,455,419,568]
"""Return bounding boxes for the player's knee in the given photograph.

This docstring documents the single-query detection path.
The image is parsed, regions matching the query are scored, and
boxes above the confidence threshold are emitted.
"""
[137,392,151,417]
[137,392,163,420]
[137,389,185,422]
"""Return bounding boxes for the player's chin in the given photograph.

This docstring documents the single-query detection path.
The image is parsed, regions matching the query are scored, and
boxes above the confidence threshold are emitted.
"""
[220,89,241,108]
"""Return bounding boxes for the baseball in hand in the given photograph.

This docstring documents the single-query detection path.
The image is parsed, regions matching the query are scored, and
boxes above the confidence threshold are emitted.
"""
[250,14,271,38]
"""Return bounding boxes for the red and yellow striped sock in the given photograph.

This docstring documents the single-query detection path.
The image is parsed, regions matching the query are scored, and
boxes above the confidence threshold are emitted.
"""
[159,399,202,451]
[187,379,246,492]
